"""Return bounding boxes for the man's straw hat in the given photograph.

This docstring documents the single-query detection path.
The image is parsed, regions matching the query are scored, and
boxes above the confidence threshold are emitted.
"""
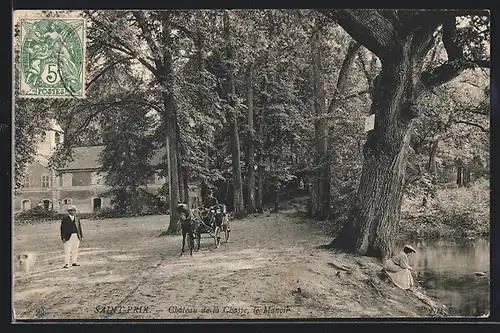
[404,244,417,253]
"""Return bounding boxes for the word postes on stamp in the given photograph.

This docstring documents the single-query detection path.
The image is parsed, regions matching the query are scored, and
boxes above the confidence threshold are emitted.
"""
[19,18,86,99]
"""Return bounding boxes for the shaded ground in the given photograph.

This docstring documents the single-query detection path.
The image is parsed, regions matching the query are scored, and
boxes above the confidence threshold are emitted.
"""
[13,203,446,320]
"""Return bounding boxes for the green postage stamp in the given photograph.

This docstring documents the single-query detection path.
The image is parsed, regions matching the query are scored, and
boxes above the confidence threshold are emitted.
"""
[19,18,86,98]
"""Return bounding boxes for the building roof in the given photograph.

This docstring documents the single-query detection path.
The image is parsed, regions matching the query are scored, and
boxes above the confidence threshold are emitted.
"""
[58,146,167,171]
[58,146,104,171]
[34,155,49,168]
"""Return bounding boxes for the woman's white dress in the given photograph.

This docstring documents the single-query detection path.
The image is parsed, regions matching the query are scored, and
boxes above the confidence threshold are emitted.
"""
[384,251,414,290]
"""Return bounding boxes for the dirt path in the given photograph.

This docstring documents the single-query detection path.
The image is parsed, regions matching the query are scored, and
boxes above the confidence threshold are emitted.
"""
[13,207,440,320]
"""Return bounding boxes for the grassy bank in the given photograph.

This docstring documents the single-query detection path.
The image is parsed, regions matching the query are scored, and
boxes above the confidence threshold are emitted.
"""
[400,180,489,241]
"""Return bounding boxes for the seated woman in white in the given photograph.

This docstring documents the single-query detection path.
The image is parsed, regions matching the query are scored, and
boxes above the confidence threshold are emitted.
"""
[384,245,417,290]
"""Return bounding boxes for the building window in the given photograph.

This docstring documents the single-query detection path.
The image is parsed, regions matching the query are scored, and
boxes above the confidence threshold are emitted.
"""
[23,174,31,188]
[62,198,72,205]
[72,172,91,186]
[62,173,72,187]
[41,175,51,188]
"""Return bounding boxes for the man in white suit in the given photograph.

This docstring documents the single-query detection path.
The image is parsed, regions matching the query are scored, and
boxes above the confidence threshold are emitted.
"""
[60,205,83,268]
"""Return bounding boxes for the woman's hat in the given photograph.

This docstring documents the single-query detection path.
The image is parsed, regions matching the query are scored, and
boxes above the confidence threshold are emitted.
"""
[404,244,417,253]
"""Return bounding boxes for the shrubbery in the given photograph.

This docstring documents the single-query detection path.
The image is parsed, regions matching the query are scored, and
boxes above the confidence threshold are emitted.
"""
[14,203,169,225]
[401,178,490,240]
[15,206,64,222]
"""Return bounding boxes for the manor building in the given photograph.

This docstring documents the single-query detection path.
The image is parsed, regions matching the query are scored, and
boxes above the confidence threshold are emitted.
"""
[15,121,201,213]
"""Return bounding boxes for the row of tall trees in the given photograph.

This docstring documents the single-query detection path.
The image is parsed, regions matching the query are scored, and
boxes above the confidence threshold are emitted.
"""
[14,9,489,260]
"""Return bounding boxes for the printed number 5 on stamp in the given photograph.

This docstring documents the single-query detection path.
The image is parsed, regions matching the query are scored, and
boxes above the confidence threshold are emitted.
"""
[19,18,86,99]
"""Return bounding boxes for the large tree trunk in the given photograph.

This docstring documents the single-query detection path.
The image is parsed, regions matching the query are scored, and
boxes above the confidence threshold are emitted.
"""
[165,91,180,233]
[162,11,180,234]
[246,62,256,214]
[456,166,463,187]
[197,29,210,202]
[329,46,424,260]
[274,183,280,212]
[175,121,189,204]
[456,158,464,187]
[131,185,138,215]
[183,166,189,205]
[310,23,329,220]
[428,139,438,176]
[464,166,471,186]
[423,138,439,207]
[256,75,268,213]
[224,10,245,217]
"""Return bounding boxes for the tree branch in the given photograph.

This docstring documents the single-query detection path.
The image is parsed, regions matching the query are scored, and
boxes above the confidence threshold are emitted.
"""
[171,22,193,38]
[87,12,159,76]
[86,56,134,89]
[453,120,489,133]
[379,10,402,30]
[461,79,480,87]
[420,16,490,89]
[132,11,164,65]
[327,41,361,113]
[318,9,398,58]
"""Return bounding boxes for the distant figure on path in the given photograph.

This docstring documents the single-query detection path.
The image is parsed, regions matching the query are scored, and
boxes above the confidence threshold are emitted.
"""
[384,245,417,290]
[60,205,83,268]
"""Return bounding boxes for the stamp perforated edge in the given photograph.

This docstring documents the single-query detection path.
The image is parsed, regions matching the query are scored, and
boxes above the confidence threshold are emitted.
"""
[15,13,87,99]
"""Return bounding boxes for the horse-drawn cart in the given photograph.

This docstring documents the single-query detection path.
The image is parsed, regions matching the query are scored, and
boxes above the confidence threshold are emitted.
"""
[192,204,230,249]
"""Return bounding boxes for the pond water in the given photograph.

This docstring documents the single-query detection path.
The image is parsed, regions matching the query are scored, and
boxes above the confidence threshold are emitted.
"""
[406,238,490,317]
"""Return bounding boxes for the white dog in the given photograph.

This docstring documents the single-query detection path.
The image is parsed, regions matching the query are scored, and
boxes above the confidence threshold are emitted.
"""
[16,252,36,276]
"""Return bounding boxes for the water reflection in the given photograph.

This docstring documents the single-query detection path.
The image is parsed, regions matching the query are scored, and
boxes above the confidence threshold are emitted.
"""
[400,238,490,316]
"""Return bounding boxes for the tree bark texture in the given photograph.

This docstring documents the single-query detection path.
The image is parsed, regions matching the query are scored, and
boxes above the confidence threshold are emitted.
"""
[224,10,245,217]
[330,36,433,260]
[183,166,189,205]
[246,62,256,214]
[428,139,438,176]
[197,29,210,203]
[176,122,187,204]
[310,23,329,220]
[161,11,180,234]
[256,75,268,213]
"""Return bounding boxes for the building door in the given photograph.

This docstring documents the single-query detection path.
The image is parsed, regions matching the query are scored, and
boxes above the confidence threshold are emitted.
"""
[93,198,102,211]
[42,199,51,210]
[22,200,31,211]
